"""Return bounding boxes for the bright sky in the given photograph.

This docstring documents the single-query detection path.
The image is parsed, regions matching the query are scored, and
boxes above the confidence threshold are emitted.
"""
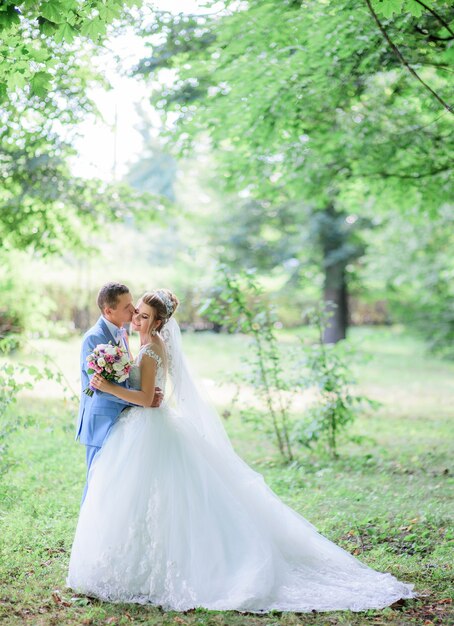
[71,1,222,181]
[70,33,155,181]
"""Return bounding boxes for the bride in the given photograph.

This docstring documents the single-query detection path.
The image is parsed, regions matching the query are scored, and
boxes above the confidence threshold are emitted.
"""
[67,288,415,612]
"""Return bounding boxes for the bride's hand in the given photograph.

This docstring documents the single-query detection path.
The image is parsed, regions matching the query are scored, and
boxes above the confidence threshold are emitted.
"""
[90,374,111,392]
[151,387,164,407]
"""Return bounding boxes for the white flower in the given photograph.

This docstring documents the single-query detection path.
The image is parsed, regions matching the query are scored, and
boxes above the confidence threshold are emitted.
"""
[117,374,128,382]
[113,362,124,372]
[97,357,106,367]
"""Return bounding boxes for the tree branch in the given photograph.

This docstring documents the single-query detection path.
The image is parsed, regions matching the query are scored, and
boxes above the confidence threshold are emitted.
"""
[364,0,453,114]
[414,25,454,42]
[413,0,454,37]
[356,165,452,179]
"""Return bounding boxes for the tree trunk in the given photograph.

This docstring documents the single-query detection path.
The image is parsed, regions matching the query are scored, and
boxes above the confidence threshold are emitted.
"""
[323,262,348,343]
[315,204,350,344]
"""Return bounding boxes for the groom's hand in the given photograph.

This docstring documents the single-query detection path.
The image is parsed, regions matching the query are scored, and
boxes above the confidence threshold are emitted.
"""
[151,387,164,407]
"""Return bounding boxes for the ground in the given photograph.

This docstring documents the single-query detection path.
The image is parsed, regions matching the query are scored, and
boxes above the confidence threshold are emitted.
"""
[0,326,452,625]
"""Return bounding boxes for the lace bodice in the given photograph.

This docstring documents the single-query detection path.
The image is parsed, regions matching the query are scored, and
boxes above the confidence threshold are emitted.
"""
[129,344,166,392]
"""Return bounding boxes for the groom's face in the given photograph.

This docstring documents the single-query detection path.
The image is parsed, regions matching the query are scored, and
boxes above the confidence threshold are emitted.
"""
[105,292,136,327]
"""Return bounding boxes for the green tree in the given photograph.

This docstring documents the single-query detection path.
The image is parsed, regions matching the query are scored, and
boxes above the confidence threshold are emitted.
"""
[202,266,295,461]
[0,94,158,258]
[0,22,162,336]
[135,0,453,342]
[0,0,139,100]
[359,206,454,357]
[0,5,163,258]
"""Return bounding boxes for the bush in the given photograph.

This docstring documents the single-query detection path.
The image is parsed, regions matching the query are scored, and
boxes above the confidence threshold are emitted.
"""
[0,254,54,342]
[292,305,380,457]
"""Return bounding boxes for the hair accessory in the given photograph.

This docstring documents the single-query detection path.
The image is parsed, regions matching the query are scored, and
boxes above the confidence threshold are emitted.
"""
[155,290,174,316]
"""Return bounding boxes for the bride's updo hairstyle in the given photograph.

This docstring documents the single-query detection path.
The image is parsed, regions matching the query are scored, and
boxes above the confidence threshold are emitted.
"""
[141,289,179,334]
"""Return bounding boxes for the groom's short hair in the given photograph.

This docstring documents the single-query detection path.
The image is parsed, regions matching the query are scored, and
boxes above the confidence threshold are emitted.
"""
[97,282,130,312]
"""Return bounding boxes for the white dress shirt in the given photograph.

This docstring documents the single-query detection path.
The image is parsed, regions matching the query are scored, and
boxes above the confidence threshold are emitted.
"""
[102,316,129,354]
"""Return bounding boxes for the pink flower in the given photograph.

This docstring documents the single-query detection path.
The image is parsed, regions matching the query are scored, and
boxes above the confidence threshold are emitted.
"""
[84,342,132,396]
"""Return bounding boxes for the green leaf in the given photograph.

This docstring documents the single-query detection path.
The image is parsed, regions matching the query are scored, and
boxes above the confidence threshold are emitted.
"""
[406,1,424,17]
[0,6,21,28]
[55,21,77,43]
[80,17,106,41]
[30,70,52,97]
[442,46,454,65]
[40,1,66,24]
[372,0,404,18]
[39,18,59,36]
[59,0,79,10]
[98,3,121,22]
[7,71,27,91]
[28,47,50,62]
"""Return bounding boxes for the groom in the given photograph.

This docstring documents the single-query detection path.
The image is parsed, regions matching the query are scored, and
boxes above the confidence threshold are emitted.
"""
[76,282,163,503]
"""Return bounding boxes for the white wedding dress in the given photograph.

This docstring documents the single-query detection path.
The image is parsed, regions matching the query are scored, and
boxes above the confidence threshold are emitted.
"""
[67,320,415,612]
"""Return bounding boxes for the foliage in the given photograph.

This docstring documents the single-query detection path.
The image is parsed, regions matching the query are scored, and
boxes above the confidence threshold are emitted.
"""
[371,0,452,21]
[201,266,377,461]
[0,335,77,478]
[201,265,294,461]
[367,0,454,113]
[0,0,164,266]
[359,206,454,358]
[0,74,162,259]
[137,0,452,210]
[0,149,159,257]
[293,306,380,457]
[134,0,453,343]
[0,0,139,100]
[0,253,55,340]
[0,357,37,478]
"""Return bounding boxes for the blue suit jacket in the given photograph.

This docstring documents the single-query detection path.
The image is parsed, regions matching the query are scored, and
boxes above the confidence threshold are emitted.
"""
[76,316,135,447]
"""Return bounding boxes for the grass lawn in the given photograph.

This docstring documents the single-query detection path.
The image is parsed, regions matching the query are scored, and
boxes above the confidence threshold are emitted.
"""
[0,326,453,625]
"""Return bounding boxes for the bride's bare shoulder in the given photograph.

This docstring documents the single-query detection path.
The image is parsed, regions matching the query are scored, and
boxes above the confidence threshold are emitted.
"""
[151,335,166,355]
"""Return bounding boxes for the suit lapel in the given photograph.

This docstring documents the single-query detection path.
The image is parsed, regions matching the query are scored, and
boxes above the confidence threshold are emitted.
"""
[98,317,118,346]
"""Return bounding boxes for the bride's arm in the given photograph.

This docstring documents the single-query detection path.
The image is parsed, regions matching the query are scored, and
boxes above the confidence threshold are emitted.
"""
[90,355,157,408]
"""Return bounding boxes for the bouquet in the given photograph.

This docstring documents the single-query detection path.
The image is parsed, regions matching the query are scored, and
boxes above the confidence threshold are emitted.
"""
[84,342,132,397]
